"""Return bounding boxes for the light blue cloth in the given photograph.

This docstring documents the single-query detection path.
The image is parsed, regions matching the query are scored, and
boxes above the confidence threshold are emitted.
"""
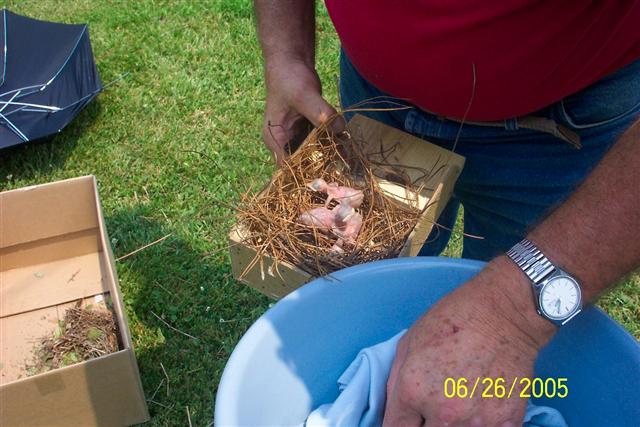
[306,331,568,427]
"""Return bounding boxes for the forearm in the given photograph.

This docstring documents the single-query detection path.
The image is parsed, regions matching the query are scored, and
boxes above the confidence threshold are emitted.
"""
[482,119,640,346]
[254,1,337,163]
[253,0,316,68]
[384,121,640,426]
[528,119,640,301]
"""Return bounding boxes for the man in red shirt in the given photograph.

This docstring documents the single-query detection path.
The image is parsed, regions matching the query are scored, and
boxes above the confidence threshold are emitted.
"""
[254,1,640,425]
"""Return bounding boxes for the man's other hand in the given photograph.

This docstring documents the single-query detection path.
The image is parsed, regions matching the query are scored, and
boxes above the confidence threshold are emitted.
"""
[383,257,556,427]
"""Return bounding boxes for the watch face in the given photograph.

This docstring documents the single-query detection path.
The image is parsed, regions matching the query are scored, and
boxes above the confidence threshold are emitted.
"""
[539,276,581,320]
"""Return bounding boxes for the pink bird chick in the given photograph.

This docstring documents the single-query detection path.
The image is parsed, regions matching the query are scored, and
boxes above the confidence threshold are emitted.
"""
[298,207,348,253]
[298,190,364,254]
[329,239,345,255]
[298,207,337,231]
[307,178,364,209]
[333,205,363,244]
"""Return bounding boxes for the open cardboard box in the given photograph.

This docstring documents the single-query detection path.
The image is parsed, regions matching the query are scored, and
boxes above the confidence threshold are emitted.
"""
[230,114,466,299]
[0,176,149,426]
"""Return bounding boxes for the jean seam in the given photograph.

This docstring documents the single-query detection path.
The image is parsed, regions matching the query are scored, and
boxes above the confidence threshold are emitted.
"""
[559,97,640,130]
[406,110,427,137]
[405,110,415,135]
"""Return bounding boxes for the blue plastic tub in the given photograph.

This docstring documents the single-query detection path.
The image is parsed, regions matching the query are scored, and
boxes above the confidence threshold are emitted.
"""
[215,258,640,426]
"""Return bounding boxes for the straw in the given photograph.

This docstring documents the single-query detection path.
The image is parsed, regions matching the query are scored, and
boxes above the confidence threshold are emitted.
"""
[26,301,119,376]
[234,113,432,278]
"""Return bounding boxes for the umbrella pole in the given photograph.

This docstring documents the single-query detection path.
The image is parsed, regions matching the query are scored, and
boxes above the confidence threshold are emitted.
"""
[0,90,20,113]
[0,9,6,87]
[0,111,28,141]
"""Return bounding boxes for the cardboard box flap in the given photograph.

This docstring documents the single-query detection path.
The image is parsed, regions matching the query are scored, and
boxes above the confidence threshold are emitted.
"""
[0,176,99,250]
[400,180,443,257]
[1,252,109,318]
[92,183,135,351]
[0,349,149,426]
[347,114,465,191]
[375,178,429,210]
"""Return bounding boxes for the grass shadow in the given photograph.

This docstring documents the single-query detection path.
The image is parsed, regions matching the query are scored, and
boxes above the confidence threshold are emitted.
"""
[105,206,270,426]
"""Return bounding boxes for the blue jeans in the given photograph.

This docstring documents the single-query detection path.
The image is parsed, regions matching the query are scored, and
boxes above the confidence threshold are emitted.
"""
[340,51,640,261]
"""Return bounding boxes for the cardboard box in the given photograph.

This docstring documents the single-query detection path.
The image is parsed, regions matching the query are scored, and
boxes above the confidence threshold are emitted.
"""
[0,176,149,426]
[230,114,466,299]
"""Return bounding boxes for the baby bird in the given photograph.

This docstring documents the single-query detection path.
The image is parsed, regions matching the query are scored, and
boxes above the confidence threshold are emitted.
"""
[298,207,337,231]
[329,238,345,256]
[333,205,363,244]
[307,178,364,209]
[299,207,347,255]
[300,179,365,254]
[298,205,363,251]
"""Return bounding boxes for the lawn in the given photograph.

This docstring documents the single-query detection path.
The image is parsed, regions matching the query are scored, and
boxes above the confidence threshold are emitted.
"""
[1,1,638,426]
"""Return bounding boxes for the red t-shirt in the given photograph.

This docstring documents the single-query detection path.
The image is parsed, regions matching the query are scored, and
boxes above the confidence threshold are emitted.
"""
[325,1,640,121]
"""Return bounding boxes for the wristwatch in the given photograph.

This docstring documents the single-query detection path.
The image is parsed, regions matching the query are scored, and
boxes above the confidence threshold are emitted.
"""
[506,239,583,326]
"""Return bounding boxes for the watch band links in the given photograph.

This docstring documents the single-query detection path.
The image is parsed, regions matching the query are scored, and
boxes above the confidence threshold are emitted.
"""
[506,239,555,284]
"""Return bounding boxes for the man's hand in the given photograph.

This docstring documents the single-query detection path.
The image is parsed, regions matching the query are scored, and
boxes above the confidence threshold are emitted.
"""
[383,119,640,426]
[263,58,340,164]
[384,257,556,427]
[253,0,343,165]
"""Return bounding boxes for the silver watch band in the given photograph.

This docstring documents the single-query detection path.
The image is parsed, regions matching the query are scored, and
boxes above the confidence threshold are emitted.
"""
[506,239,556,285]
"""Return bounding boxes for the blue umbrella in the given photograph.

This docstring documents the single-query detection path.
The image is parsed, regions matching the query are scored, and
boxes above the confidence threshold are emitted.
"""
[0,9,102,148]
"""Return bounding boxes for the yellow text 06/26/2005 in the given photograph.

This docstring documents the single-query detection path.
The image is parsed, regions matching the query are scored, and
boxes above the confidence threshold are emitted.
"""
[443,377,569,399]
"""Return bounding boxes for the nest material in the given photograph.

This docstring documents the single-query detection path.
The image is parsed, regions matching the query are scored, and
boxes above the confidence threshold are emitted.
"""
[236,116,428,278]
[27,300,119,376]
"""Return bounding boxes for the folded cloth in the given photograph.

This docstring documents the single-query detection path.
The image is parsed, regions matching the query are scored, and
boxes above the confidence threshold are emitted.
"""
[306,331,567,427]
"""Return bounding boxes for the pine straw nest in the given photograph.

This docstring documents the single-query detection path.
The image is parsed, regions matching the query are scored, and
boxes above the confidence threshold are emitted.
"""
[236,115,432,279]
[27,300,119,376]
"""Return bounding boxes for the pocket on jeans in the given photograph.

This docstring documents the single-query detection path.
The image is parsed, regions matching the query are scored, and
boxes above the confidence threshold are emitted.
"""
[558,58,640,129]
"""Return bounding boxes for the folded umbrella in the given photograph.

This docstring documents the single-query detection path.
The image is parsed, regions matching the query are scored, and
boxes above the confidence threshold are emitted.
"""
[0,9,102,148]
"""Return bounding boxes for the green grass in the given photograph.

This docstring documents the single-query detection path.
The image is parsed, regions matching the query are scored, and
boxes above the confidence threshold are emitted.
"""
[0,1,637,426]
